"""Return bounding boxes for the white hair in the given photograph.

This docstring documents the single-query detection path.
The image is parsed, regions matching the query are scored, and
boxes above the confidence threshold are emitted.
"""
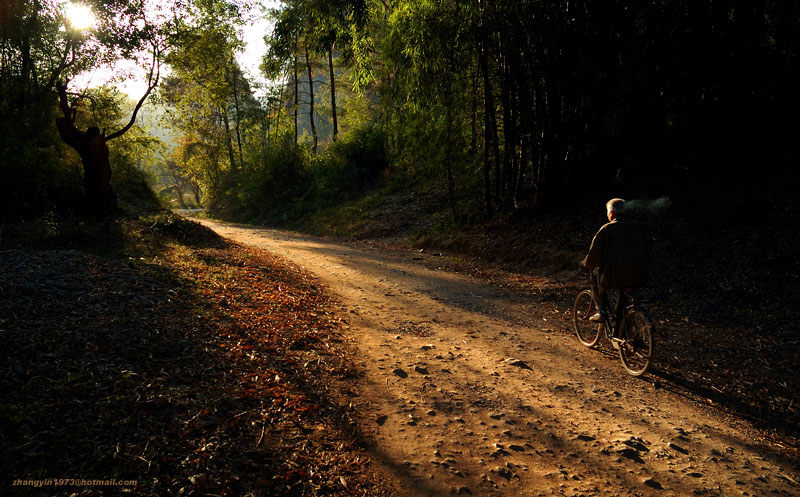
[606,198,626,215]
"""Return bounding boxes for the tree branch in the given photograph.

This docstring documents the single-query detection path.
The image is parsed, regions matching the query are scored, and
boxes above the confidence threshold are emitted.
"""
[44,32,73,90]
[107,44,161,141]
[56,80,73,121]
[55,80,80,148]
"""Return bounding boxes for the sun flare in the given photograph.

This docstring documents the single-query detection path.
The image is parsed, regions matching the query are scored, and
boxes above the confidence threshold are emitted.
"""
[65,3,95,30]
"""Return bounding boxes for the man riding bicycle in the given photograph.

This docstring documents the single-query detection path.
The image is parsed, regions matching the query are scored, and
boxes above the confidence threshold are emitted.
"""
[581,198,649,324]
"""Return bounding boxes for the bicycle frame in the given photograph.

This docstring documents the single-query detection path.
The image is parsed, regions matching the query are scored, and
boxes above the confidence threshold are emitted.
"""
[594,289,624,340]
[573,282,654,376]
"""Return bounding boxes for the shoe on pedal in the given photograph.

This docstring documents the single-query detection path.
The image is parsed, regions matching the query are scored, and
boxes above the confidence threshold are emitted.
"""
[589,310,607,322]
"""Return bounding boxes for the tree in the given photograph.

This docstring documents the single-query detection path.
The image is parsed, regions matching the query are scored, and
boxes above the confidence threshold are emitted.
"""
[161,7,261,202]
[263,2,302,144]
[1,0,101,216]
[123,0,800,224]
[263,0,370,150]
[55,45,161,214]
[304,0,369,142]
[0,0,175,216]
[368,1,796,215]
[303,42,318,153]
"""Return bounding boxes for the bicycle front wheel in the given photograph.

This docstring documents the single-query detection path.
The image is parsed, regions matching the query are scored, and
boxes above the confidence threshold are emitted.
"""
[573,289,602,347]
[618,308,654,376]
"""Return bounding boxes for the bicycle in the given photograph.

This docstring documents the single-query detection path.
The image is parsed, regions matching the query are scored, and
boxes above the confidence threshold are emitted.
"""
[572,276,655,376]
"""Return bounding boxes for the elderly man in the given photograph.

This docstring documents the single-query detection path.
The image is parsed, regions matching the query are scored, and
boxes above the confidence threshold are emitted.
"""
[581,198,649,322]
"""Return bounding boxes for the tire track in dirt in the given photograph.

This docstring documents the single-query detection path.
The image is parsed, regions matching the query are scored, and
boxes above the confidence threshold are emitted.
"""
[192,217,798,497]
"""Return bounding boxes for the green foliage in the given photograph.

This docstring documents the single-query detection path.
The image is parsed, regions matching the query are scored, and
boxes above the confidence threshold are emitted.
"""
[100,0,800,231]
[70,86,165,213]
[204,124,388,226]
[111,153,163,214]
[368,0,800,216]
[160,5,266,209]
[0,0,79,218]
[204,134,306,223]
[306,124,387,206]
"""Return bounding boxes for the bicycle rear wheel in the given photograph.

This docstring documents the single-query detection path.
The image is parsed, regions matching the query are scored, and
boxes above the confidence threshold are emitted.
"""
[573,289,602,347]
[618,308,654,376]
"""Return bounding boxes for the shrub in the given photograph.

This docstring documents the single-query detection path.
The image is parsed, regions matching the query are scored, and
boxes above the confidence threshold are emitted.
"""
[112,159,163,214]
[203,126,388,227]
[0,140,85,220]
[306,125,388,210]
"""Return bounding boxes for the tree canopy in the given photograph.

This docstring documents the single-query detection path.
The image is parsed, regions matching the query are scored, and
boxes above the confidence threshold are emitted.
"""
[3,0,798,220]
[1,0,174,216]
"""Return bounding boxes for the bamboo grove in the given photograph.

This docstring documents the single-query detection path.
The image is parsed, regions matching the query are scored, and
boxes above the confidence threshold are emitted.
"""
[366,0,799,217]
[160,0,800,221]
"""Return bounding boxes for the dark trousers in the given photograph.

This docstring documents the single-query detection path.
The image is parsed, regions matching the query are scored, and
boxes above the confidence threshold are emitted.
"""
[591,269,609,311]
[592,270,629,326]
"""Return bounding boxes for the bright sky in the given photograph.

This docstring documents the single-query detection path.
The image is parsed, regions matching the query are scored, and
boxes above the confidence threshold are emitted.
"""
[66,1,279,99]
[238,14,275,96]
[64,2,95,29]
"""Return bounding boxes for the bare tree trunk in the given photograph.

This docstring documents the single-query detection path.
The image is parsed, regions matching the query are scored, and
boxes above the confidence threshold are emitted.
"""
[274,101,284,146]
[221,109,237,171]
[445,81,458,223]
[167,160,187,208]
[479,41,494,218]
[500,51,515,206]
[515,134,526,207]
[533,71,546,209]
[305,43,318,154]
[52,52,158,216]
[19,32,30,111]
[514,52,535,207]
[328,46,338,141]
[230,55,244,171]
[191,181,201,206]
[294,37,299,144]
[268,107,272,157]
[480,37,501,206]
[471,62,478,155]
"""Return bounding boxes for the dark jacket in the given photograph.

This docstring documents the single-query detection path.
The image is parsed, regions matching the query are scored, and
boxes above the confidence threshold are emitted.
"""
[582,216,648,288]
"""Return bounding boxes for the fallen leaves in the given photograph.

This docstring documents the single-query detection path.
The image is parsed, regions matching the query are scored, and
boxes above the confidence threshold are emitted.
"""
[0,227,390,496]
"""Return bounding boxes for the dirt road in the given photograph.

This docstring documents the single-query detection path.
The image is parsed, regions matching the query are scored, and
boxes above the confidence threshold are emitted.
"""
[192,218,798,497]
